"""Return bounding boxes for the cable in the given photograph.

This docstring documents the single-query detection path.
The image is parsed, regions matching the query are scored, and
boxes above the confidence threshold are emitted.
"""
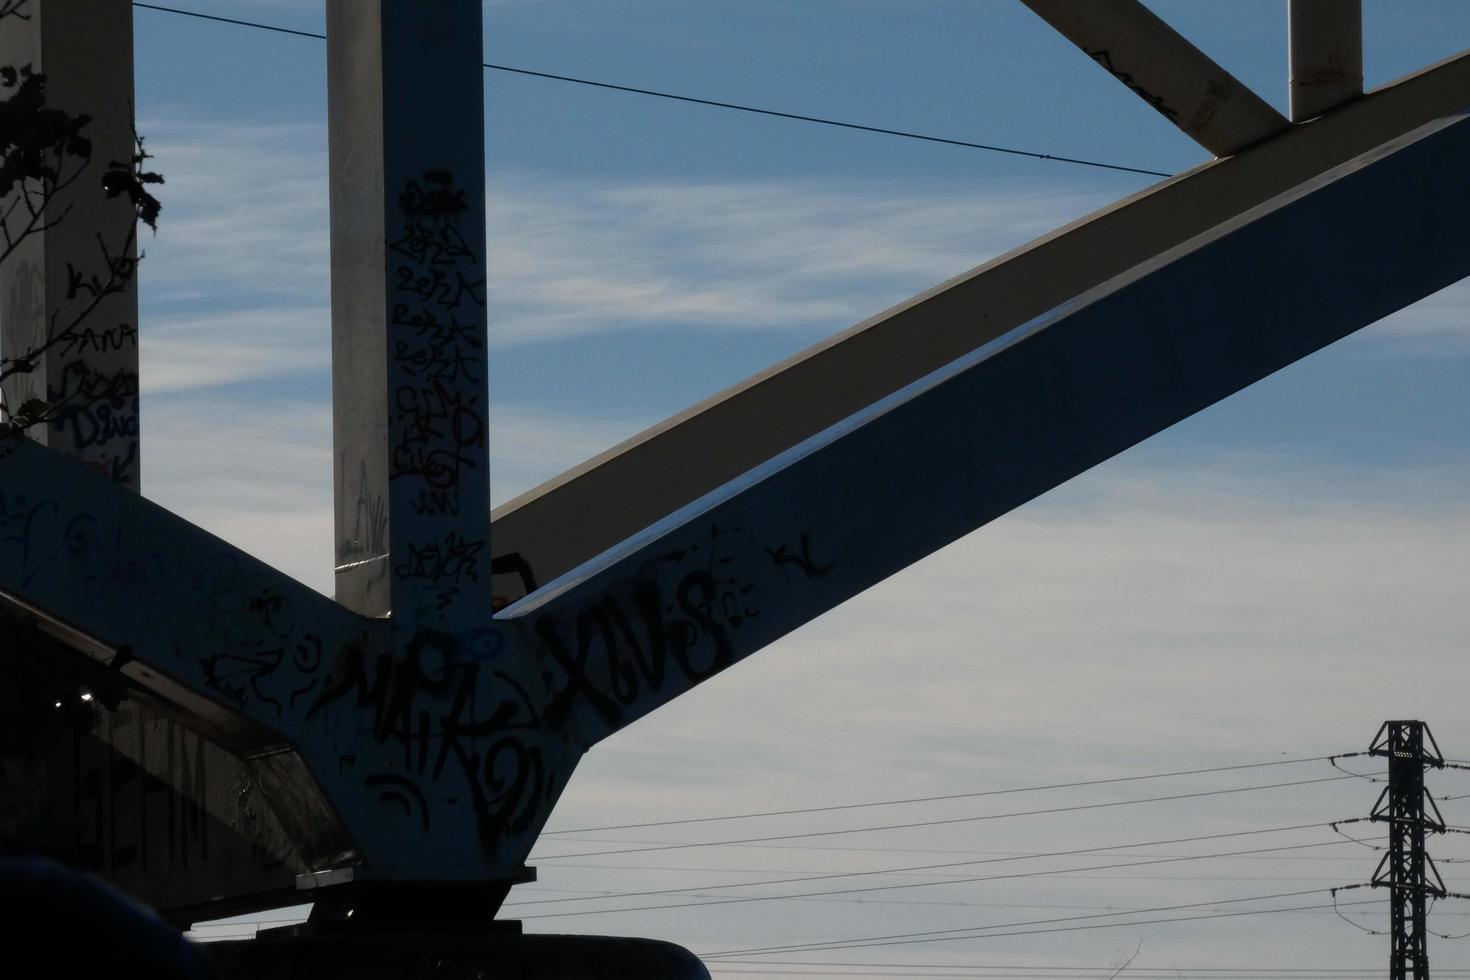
[542,756,1335,835]
[700,895,1383,958]
[1329,819,1385,852]
[705,969,1464,975]
[517,837,1382,920]
[1329,884,1383,935]
[530,775,1360,860]
[1328,757,1383,783]
[133,1,324,39]
[130,2,1171,178]
[517,884,1411,916]
[707,961,1468,974]
[510,822,1347,908]
[1426,896,1470,940]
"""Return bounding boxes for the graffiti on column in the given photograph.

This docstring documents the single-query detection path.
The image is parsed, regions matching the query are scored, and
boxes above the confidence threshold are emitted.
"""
[386,170,488,615]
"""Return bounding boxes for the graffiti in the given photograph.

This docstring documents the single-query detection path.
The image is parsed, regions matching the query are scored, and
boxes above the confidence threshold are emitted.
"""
[43,359,140,484]
[396,532,484,587]
[338,457,388,564]
[197,637,323,715]
[386,170,487,582]
[531,523,832,738]
[308,627,547,851]
[767,533,831,582]
[365,773,430,833]
[390,377,484,490]
[399,170,467,220]
[54,322,136,358]
[1087,48,1179,122]
[0,488,59,587]
[61,512,168,612]
[187,558,327,714]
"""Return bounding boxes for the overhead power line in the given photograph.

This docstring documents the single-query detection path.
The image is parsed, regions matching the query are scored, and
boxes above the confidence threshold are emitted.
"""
[700,894,1384,958]
[706,960,1470,974]
[131,2,1172,178]
[707,970,1470,979]
[516,836,1382,920]
[509,821,1348,908]
[542,756,1336,835]
[530,775,1363,861]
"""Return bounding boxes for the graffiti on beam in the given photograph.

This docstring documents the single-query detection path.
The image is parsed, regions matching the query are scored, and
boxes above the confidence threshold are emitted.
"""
[1086,48,1180,123]
[2,455,835,872]
[532,522,831,741]
[306,626,553,851]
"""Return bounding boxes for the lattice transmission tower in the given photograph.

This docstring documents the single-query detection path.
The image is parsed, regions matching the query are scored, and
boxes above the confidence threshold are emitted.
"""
[1369,720,1450,980]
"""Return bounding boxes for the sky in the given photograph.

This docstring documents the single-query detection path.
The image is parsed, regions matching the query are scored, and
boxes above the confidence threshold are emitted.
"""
[106,0,1470,974]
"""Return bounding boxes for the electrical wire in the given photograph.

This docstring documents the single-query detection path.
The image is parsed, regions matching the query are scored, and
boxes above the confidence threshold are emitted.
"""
[517,836,1382,920]
[705,961,1467,973]
[1329,884,1382,935]
[1328,757,1383,783]
[1427,897,1470,940]
[700,895,1383,958]
[130,2,1172,178]
[531,775,1360,861]
[541,756,1335,835]
[1328,819,1385,851]
[702,969,1470,975]
[510,822,1353,908]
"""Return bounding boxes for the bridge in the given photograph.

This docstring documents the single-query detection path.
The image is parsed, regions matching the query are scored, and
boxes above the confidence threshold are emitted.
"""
[1,1,1467,975]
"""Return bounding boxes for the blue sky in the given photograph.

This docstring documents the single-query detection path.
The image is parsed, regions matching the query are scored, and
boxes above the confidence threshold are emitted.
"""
[112,1,1470,973]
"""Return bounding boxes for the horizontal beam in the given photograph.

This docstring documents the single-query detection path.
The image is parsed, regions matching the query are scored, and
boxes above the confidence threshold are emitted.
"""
[489,50,1470,594]
[509,112,1470,750]
[1018,0,1288,155]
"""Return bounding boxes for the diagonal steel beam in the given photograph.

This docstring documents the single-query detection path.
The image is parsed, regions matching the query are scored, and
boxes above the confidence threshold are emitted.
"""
[6,50,1470,906]
[509,111,1470,752]
[1017,0,1289,155]
[0,442,380,869]
[488,50,1470,597]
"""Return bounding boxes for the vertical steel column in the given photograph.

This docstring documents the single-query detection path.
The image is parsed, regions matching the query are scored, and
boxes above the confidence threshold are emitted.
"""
[327,0,491,636]
[0,0,141,488]
[1289,0,1363,121]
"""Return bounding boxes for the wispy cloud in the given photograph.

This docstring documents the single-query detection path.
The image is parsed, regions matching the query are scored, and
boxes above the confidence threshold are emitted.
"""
[487,173,1108,344]
[138,119,330,307]
[1368,278,1470,352]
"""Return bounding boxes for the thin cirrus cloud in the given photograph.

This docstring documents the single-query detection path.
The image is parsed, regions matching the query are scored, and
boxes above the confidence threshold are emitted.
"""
[137,115,1470,387]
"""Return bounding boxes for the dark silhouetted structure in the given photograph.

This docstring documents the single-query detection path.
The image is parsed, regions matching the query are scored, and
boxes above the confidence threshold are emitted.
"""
[1369,721,1448,980]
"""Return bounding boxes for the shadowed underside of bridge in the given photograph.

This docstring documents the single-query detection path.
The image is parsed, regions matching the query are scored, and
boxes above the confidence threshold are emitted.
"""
[2,0,1468,956]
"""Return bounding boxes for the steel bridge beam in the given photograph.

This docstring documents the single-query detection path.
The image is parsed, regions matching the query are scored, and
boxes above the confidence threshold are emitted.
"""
[488,50,1470,597]
[1290,0,1363,121]
[5,44,1470,910]
[512,111,1470,750]
[1017,0,1288,155]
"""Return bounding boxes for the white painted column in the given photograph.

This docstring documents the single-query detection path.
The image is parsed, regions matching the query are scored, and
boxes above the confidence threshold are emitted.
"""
[1290,0,1363,121]
[327,0,492,640]
[0,0,141,488]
